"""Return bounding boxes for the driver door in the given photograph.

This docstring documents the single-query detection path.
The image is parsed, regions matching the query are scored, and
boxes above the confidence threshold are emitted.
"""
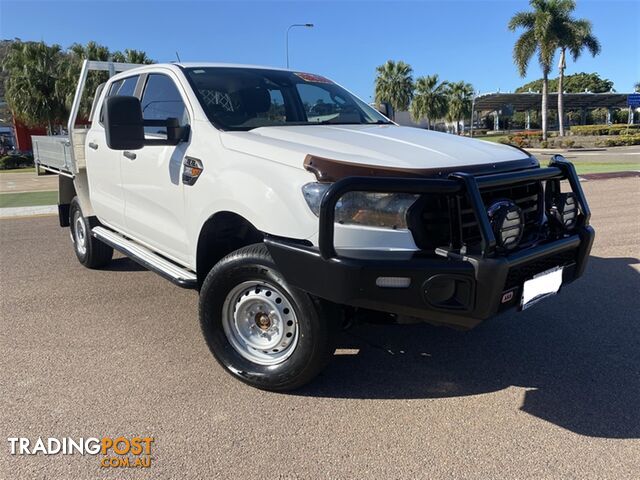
[120,72,191,263]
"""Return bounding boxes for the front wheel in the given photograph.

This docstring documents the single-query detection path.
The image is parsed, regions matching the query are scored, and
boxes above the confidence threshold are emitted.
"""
[199,243,339,391]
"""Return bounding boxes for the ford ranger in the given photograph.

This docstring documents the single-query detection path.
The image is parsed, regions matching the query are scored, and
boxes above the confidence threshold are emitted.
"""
[32,60,594,391]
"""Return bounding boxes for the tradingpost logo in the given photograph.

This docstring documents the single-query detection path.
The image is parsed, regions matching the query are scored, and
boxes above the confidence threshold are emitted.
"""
[7,436,154,468]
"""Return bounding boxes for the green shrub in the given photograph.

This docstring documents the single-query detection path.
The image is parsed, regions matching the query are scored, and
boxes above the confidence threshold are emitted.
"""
[601,134,640,147]
[570,124,640,136]
[0,154,34,170]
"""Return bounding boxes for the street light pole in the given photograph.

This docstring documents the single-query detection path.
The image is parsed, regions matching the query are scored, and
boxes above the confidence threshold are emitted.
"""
[286,23,314,69]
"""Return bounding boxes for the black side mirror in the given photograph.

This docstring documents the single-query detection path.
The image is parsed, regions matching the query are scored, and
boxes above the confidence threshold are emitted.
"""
[104,96,144,150]
[163,118,190,145]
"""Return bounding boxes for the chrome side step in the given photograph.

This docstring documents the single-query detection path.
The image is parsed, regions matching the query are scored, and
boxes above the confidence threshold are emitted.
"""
[92,226,197,289]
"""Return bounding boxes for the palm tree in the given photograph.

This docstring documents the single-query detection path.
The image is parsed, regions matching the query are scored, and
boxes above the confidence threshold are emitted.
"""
[509,0,567,140]
[445,81,474,134]
[112,49,154,65]
[65,43,154,118]
[410,74,449,129]
[2,41,68,134]
[374,60,414,119]
[65,42,113,118]
[556,7,601,135]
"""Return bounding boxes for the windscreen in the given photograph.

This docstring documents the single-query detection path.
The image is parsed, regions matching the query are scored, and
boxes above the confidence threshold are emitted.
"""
[184,67,391,130]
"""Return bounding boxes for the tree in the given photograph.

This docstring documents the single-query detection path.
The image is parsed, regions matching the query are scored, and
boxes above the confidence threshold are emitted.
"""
[63,41,112,118]
[112,49,154,65]
[2,39,155,132]
[2,41,69,133]
[635,82,640,93]
[509,0,568,140]
[556,5,601,135]
[410,74,449,129]
[515,72,613,93]
[445,81,474,134]
[65,42,154,119]
[374,60,414,119]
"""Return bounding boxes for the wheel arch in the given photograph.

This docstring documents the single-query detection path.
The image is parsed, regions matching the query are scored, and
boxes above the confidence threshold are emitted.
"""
[195,211,264,287]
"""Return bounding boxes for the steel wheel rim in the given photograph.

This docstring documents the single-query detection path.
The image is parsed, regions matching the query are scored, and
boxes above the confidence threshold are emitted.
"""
[222,281,299,366]
[73,211,87,255]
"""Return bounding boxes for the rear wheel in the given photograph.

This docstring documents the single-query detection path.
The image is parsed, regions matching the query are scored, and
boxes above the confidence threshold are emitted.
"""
[69,197,113,268]
[199,243,339,391]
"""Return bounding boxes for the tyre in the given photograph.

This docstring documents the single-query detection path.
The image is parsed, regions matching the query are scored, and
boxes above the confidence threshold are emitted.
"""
[199,243,339,391]
[69,197,113,268]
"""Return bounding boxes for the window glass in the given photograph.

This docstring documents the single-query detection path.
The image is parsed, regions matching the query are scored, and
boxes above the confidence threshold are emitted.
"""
[141,74,188,136]
[109,76,138,97]
[297,83,357,123]
[185,67,389,131]
[99,75,139,123]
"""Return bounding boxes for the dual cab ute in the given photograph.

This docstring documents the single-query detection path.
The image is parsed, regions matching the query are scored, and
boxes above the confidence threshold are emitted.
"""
[32,60,594,391]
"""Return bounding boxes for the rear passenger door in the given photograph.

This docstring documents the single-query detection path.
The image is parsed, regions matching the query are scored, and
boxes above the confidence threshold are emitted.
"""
[86,75,140,230]
[120,72,191,264]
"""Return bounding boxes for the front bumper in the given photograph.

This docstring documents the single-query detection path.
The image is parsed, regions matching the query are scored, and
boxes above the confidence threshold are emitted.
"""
[266,156,595,330]
[266,226,594,329]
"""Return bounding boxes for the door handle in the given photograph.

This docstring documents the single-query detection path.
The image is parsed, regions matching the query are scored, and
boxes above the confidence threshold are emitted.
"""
[123,151,137,160]
[88,142,98,150]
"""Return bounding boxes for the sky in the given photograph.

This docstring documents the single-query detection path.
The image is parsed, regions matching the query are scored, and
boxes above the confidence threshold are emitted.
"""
[1,0,638,101]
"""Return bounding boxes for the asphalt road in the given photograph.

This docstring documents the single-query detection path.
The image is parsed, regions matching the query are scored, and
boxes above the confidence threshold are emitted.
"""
[1,177,639,479]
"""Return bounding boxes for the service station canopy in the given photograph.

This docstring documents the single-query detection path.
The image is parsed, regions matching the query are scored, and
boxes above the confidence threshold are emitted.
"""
[474,92,632,112]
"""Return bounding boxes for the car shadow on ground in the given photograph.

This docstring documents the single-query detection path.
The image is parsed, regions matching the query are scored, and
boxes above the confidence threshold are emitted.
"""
[296,256,640,439]
[103,256,148,272]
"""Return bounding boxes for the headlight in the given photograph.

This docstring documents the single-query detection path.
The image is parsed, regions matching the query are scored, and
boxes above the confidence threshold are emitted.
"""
[302,182,419,230]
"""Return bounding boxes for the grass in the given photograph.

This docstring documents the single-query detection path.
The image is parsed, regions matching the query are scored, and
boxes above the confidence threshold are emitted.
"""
[572,162,640,175]
[474,135,509,144]
[0,190,57,208]
[0,167,36,174]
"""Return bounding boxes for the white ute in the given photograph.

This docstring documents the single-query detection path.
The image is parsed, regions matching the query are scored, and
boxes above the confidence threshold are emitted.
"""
[32,61,594,390]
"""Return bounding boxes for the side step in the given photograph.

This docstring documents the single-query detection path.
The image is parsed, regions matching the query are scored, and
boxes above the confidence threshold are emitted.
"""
[92,226,197,289]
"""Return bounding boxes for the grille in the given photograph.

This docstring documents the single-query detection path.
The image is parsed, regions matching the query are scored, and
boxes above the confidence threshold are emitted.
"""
[459,181,542,248]
[415,180,544,252]
[503,249,577,290]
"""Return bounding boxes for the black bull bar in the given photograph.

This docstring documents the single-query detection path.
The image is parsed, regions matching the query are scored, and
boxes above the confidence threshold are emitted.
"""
[317,155,591,260]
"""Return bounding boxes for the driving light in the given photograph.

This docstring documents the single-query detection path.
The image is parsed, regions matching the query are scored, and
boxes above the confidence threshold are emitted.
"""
[301,183,418,230]
[547,192,578,230]
[487,200,524,250]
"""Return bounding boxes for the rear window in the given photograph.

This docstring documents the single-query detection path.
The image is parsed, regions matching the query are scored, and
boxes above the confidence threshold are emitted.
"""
[99,75,140,123]
[109,76,138,97]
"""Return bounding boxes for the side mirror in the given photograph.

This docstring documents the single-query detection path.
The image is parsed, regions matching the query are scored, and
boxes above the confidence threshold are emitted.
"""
[104,96,144,150]
[144,117,190,146]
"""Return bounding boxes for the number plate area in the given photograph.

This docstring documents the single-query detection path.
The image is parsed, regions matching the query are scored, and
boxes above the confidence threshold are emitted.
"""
[520,266,564,310]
